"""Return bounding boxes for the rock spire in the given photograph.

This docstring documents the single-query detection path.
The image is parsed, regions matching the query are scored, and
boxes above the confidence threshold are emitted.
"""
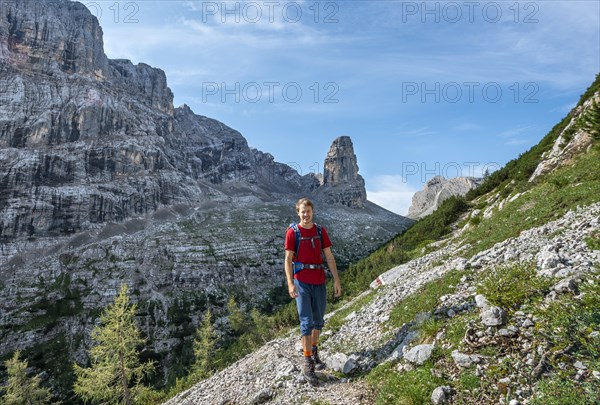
[320,136,367,208]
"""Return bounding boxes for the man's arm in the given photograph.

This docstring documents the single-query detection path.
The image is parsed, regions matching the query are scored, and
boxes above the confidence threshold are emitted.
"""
[323,247,342,297]
[284,249,298,298]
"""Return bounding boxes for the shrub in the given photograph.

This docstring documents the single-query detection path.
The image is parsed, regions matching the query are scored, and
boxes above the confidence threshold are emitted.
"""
[477,263,552,310]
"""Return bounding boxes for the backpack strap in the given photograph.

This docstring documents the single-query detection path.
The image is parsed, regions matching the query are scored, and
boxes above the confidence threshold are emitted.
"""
[288,223,324,275]
[289,223,301,257]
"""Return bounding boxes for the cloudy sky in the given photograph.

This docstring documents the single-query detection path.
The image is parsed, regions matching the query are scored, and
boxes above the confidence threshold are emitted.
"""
[82,0,599,215]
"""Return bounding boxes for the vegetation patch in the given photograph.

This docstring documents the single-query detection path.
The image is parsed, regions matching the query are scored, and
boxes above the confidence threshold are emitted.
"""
[367,358,447,405]
[585,231,600,251]
[477,263,553,311]
[387,269,466,330]
[461,145,600,258]
[531,268,600,371]
[341,196,469,300]
[530,377,599,405]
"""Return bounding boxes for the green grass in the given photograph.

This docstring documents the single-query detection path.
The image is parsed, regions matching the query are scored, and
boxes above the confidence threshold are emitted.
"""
[367,359,448,405]
[532,267,600,363]
[458,371,482,392]
[477,263,553,311]
[362,262,600,405]
[418,318,445,344]
[585,231,600,251]
[341,196,469,299]
[529,378,600,405]
[387,269,466,330]
[445,313,477,349]
[461,145,600,258]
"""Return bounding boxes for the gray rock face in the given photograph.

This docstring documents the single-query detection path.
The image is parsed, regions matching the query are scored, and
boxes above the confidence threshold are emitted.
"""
[0,1,409,261]
[475,294,491,310]
[320,136,367,208]
[530,94,598,181]
[408,176,482,219]
[0,0,108,76]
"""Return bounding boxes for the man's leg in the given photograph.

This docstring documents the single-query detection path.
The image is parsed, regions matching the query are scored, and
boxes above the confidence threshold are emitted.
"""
[311,283,327,370]
[302,334,313,354]
[312,329,320,345]
[311,328,325,370]
[295,280,318,386]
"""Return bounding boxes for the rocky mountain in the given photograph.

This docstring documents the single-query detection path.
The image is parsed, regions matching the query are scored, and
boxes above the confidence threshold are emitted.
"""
[0,0,413,399]
[319,136,367,209]
[407,176,482,219]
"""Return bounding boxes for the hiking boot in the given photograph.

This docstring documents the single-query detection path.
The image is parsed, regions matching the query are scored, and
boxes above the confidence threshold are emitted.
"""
[312,346,325,371]
[302,356,319,386]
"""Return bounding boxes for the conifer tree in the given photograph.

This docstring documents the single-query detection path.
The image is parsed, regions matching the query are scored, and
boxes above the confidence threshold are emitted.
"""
[2,351,53,405]
[226,296,248,335]
[250,308,273,345]
[73,284,155,405]
[577,99,600,140]
[192,309,219,379]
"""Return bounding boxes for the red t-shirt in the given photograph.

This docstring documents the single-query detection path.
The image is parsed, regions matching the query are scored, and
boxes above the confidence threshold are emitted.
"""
[285,224,332,285]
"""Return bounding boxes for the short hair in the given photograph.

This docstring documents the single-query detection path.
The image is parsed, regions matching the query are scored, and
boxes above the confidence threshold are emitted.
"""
[296,197,314,212]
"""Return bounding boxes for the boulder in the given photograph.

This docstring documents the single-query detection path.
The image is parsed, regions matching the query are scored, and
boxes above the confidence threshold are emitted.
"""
[481,306,508,326]
[404,344,435,365]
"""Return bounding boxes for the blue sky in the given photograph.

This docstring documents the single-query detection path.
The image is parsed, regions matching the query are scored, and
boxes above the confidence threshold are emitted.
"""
[83,0,600,215]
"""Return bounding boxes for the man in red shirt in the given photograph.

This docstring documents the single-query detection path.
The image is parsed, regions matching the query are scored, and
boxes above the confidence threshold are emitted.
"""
[284,197,342,386]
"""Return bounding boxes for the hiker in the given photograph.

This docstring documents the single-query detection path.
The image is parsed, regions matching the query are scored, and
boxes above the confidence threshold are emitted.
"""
[284,197,342,385]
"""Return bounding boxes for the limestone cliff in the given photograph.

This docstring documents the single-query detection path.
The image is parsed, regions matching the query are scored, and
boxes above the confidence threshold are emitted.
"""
[408,176,482,219]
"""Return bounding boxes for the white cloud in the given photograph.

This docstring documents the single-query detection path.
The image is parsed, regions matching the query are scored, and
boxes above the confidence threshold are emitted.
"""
[392,127,437,138]
[453,122,483,131]
[497,125,537,146]
[366,175,418,216]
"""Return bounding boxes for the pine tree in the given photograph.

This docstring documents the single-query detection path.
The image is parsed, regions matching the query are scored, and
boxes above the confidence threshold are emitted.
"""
[192,309,218,379]
[577,99,600,140]
[249,308,273,345]
[2,351,53,405]
[73,284,155,405]
[227,296,248,335]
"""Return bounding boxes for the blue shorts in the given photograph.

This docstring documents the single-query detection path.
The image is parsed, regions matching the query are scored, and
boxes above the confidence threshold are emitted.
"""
[294,279,326,336]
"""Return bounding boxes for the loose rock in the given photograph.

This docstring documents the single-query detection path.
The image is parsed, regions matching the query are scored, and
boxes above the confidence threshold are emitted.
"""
[404,344,435,365]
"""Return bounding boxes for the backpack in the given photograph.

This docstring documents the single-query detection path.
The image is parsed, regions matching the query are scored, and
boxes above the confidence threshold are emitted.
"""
[288,223,323,275]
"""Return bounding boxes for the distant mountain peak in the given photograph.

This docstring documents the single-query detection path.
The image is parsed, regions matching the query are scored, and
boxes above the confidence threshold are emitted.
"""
[319,135,367,208]
[408,176,482,219]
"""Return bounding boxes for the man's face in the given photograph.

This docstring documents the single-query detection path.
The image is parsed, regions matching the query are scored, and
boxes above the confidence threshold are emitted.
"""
[297,204,313,226]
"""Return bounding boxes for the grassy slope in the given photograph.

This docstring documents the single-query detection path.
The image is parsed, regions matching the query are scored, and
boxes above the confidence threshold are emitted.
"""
[338,75,600,404]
